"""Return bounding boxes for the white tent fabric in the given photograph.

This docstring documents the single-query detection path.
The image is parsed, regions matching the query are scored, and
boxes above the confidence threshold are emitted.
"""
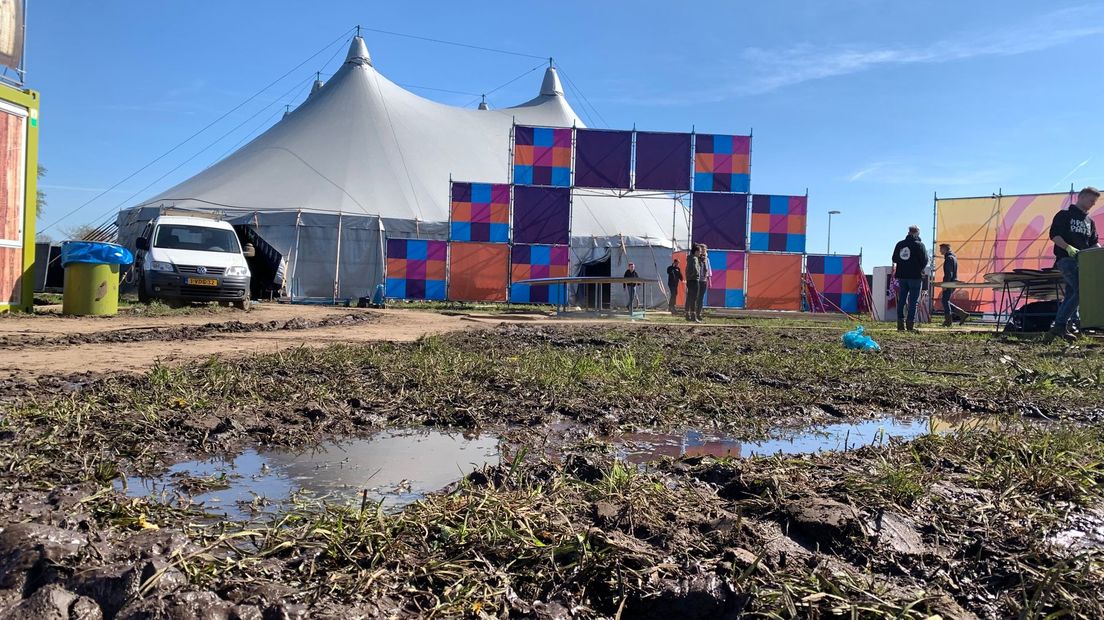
[119,36,688,302]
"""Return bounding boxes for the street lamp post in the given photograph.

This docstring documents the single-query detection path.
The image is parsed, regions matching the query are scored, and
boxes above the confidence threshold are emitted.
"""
[827,210,841,255]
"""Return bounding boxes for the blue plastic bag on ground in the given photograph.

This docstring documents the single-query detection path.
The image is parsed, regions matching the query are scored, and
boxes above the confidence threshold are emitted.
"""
[842,325,880,351]
[60,241,134,267]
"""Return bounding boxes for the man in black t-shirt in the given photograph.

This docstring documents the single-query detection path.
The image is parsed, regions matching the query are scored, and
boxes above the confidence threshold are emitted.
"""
[1047,186,1100,341]
[666,258,683,314]
[891,225,929,332]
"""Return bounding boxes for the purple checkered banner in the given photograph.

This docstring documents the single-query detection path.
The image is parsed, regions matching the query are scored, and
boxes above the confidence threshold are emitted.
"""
[574,129,632,190]
[635,131,692,191]
[691,192,749,251]
[513,185,571,245]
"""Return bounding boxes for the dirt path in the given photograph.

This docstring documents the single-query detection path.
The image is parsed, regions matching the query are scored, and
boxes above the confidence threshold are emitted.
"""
[1,305,493,378]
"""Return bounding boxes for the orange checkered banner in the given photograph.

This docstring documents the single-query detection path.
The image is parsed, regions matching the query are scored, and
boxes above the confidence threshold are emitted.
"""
[936,192,1104,314]
[447,242,509,302]
[705,250,745,308]
[450,182,510,243]
[511,244,570,304]
[386,239,447,300]
[694,133,751,193]
[749,194,806,253]
[745,253,802,310]
[513,126,572,187]
[805,255,862,313]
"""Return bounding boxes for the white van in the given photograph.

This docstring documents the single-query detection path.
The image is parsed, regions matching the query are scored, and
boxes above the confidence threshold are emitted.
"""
[134,215,254,310]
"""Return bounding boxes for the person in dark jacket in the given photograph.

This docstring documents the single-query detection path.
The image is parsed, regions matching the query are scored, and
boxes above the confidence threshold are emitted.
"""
[1047,186,1100,342]
[666,258,683,314]
[891,225,929,332]
[684,246,701,321]
[939,243,969,327]
[623,262,640,312]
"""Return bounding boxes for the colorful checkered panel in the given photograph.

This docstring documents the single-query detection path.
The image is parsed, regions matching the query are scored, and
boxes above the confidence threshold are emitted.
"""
[513,126,572,187]
[694,133,751,193]
[691,192,748,251]
[450,182,510,243]
[749,194,807,253]
[510,244,570,305]
[385,239,447,300]
[805,254,862,314]
[704,250,745,308]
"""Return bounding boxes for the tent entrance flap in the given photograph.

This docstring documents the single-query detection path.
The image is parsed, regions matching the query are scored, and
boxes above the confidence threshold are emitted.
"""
[576,252,611,310]
[235,225,286,300]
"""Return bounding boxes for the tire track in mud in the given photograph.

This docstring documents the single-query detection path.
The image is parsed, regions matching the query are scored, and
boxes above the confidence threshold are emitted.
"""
[0,312,380,350]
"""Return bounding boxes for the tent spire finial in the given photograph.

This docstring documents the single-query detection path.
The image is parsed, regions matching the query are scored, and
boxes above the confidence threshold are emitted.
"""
[549,57,554,68]
[356,24,361,37]
[478,94,490,110]
[540,64,564,97]
[345,34,372,67]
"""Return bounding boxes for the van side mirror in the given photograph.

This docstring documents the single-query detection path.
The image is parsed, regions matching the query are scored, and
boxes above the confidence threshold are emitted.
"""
[136,237,150,251]
[242,243,255,258]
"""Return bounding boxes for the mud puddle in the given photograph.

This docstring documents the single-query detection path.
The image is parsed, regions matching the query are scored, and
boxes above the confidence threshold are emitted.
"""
[119,429,501,519]
[1050,508,1104,553]
[613,414,980,463]
[123,414,982,521]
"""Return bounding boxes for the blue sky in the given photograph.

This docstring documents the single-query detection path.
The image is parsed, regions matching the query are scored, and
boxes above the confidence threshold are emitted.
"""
[27,1,1104,267]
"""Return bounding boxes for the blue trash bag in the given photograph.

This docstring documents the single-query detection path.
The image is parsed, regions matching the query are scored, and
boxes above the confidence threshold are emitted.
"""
[60,241,134,267]
[371,283,385,306]
[842,325,880,351]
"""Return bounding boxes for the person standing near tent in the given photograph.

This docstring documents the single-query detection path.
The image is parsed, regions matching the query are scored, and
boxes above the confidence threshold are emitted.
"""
[666,257,683,314]
[1047,186,1100,342]
[694,244,711,323]
[939,243,969,327]
[892,225,928,332]
[623,262,640,313]
[684,246,701,321]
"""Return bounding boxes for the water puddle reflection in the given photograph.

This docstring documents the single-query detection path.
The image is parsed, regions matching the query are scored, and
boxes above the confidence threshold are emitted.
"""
[122,414,981,520]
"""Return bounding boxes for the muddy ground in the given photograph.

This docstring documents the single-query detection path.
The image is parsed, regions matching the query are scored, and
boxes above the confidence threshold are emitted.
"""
[1,312,1102,618]
[0,305,493,378]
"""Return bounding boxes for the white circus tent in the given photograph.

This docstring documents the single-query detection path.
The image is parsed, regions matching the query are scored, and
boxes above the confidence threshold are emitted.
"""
[117,36,688,305]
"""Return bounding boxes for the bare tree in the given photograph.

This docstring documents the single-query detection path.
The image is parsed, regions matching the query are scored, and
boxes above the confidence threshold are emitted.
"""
[36,164,46,216]
[60,223,100,241]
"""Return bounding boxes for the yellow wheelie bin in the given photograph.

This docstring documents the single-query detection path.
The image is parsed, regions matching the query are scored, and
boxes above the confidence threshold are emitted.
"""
[60,241,134,316]
[1080,247,1104,330]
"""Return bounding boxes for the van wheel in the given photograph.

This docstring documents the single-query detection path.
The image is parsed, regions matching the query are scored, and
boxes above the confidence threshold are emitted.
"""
[235,300,250,312]
[137,277,151,304]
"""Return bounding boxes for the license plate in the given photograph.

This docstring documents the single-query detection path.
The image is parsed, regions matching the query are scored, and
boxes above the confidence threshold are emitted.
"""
[186,277,218,287]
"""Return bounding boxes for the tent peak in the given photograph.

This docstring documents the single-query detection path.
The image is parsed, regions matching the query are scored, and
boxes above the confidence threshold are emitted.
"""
[478,94,490,110]
[540,66,564,96]
[309,75,325,98]
[345,36,372,67]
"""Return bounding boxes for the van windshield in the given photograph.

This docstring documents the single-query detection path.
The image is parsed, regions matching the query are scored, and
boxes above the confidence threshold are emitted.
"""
[153,224,241,253]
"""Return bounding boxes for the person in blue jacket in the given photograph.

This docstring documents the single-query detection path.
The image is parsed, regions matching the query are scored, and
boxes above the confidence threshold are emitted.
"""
[891,225,929,332]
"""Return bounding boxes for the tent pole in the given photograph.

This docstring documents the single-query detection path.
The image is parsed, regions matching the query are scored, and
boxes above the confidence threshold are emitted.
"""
[930,191,938,319]
[378,216,386,296]
[289,210,302,302]
[334,212,343,305]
